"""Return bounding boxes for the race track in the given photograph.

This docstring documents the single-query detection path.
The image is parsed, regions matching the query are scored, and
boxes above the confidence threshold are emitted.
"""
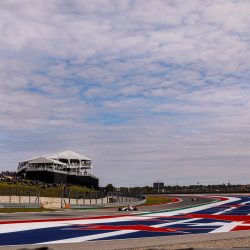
[0,194,250,249]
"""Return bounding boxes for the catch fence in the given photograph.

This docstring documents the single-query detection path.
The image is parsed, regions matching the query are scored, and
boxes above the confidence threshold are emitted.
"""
[0,187,144,208]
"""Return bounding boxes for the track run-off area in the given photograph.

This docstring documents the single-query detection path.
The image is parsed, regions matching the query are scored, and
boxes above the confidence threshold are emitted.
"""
[0,194,250,248]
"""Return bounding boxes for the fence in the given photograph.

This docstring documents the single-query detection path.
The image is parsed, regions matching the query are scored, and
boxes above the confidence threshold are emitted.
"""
[0,187,144,209]
[0,187,106,199]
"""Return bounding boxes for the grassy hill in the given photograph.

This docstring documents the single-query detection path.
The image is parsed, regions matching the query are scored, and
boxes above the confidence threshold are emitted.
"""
[0,180,97,198]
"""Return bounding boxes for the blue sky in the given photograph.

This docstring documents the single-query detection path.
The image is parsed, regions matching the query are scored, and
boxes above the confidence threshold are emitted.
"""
[0,0,250,186]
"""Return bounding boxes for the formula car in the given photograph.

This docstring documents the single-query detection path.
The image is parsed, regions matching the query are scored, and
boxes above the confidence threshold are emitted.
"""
[118,205,138,211]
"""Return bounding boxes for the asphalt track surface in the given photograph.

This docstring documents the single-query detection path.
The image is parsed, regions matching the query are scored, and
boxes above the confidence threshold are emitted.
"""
[0,194,250,249]
[0,195,210,221]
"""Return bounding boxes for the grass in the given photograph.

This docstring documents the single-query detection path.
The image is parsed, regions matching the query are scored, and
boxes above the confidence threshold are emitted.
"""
[144,196,172,205]
[0,181,96,198]
[0,208,54,213]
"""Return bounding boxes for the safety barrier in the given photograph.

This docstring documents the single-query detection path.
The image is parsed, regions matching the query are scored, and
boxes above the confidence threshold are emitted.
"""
[0,189,144,209]
[70,197,146,209]
[0,203,40,208]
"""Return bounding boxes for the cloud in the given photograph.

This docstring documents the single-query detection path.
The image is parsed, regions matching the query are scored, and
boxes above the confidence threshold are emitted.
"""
[0,0,250,186]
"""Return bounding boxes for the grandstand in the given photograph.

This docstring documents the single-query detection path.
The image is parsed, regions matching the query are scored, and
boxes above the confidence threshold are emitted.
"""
[17,150,99,189]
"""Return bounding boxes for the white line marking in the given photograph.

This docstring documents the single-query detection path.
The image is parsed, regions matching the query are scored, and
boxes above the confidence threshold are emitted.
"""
[210,222,243,233]
[41,218,201,244]
[1,195,245,245]
[214,207,235,215]
[0,216,150,234]
[41,230,136,244]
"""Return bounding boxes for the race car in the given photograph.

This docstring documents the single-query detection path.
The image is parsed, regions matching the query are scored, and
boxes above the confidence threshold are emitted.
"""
[118,205,138,211]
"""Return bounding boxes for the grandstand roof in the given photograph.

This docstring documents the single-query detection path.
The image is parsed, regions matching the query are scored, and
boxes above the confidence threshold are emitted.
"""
[29,157,66,165]
[45,150,91,161]
[20,150,91,163]
[29,157,53,164]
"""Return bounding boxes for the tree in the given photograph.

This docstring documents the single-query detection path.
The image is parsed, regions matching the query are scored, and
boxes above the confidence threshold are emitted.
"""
[105,183,116,192]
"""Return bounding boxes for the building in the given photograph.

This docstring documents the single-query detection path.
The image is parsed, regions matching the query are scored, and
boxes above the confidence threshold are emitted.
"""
[17,150,99,189]
[153,181,164,192]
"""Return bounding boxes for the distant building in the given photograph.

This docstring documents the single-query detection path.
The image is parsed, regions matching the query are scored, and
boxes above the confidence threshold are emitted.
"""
[153,181,164,191]
[17,150,99,189]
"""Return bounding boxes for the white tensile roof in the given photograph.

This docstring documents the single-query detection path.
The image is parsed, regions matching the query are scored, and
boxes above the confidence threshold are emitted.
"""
[29,157,66,165]
[29,157,54,164]
[45,150,91,161]
[20,150,91,163]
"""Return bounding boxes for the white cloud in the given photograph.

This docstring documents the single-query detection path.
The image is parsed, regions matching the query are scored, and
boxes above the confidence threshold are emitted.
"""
[0,0,250,186]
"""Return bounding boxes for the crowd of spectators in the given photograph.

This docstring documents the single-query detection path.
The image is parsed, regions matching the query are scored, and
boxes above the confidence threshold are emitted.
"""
[0,171,19,182]
[0,171,64,189]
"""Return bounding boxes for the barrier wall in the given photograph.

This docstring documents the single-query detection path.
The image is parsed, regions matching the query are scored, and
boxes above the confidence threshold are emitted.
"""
[70,196,146,209]
[0,203,40,208]
[0,195,109,209]
[0,195,144,209]
[0,189,144,209]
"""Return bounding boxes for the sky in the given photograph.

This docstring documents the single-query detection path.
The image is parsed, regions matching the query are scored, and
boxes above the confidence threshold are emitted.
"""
[0,0,250,187]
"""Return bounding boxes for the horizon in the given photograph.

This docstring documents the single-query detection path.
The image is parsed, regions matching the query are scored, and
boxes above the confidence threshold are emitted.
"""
[0,0,250,187]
